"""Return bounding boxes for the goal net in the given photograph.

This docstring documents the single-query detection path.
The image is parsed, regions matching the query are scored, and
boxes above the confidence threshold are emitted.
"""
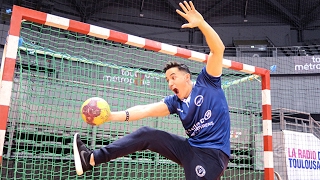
[0,6,273,180]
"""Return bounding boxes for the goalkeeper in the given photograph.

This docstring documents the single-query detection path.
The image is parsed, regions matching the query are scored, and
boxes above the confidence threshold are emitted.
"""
[74,1,230,179]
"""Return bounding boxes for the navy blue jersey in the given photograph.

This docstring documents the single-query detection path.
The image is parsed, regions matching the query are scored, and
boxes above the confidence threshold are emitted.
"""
[164,67,230,157]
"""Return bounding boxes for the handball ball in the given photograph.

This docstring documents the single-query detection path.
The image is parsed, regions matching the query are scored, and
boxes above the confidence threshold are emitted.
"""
[80,97,111,126]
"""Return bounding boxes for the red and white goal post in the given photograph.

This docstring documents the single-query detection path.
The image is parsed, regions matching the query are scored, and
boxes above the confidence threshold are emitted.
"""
[0,5,273,180]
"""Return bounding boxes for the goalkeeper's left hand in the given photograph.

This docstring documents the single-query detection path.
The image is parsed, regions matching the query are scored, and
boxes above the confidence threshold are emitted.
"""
[176,1,204,29]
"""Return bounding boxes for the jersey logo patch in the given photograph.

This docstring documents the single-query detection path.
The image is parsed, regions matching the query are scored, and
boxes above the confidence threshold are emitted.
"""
[204,110,211,120]
[195,165,206,177]
[194,95,204,106]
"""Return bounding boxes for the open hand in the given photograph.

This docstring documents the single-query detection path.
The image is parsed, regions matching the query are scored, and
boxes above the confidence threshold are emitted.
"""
[176,1,204,28]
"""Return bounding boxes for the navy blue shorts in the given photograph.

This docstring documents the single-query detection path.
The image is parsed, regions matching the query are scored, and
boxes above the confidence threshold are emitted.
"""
[182,146,229,180]
[93,126,229,180]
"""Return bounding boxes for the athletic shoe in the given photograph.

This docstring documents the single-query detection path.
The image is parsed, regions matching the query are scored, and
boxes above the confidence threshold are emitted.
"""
[73,133,93,175]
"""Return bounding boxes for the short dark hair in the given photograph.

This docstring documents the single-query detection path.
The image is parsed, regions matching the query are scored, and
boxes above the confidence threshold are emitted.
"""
[163,61,191,75]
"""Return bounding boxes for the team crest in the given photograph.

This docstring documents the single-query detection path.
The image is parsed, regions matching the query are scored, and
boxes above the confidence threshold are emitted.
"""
[194,95,204,106]
[195,165,206,177]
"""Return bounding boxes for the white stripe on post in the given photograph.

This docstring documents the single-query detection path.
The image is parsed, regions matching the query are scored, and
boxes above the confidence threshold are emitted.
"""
[45,14,70,30]
[241,64,256,74]
[264,151,274,168]
[0,130,6,156]
[126,35,146,48]
[89,25,110,39]
[5,35,19,59]
[222,58,232,68]
[263,120,273,136]
[190,51,206,62]
[0,80,13,106]
[159,43,177,55]
[262,89,271,105]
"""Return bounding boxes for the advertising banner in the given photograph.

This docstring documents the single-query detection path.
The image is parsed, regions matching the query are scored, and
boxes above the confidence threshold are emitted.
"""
[284,130,320,180]
[294,56,320,74]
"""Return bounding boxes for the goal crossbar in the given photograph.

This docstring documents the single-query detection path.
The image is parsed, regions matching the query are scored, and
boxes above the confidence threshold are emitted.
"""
[0,5,273,180]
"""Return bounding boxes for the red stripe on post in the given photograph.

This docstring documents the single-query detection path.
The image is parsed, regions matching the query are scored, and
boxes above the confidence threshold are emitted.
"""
[262,104,272,120]
[261,71,271,90]
[263,136,273,151]
[9,6,23,36]
[17,6,47,25]
[144,39,162,52]
[108,30,129,44]
[0,105,9,130]
[230,61,243,71]
[255,67,268,76]
[68,20,90,35]
[176,47,192,59]
[264,168,274,180]
[2,58,16,81]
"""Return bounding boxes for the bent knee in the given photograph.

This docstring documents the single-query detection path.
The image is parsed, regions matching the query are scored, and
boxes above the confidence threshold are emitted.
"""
[136,126,156,134]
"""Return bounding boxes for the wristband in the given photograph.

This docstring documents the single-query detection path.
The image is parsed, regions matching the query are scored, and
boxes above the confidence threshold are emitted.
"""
[125,110,129,121]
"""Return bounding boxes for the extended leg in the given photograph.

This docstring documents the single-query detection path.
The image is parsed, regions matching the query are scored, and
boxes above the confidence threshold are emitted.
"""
[93,126,189,165]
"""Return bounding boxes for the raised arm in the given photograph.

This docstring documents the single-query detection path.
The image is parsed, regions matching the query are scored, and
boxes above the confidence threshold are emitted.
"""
[176,1,225,77]
[107,101,170,122]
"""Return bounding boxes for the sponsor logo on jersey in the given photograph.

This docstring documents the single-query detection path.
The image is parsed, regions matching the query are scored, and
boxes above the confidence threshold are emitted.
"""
[194,95,204,106]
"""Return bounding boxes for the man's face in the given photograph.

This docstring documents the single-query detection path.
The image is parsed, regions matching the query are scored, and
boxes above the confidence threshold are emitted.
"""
[165,67,190,100]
